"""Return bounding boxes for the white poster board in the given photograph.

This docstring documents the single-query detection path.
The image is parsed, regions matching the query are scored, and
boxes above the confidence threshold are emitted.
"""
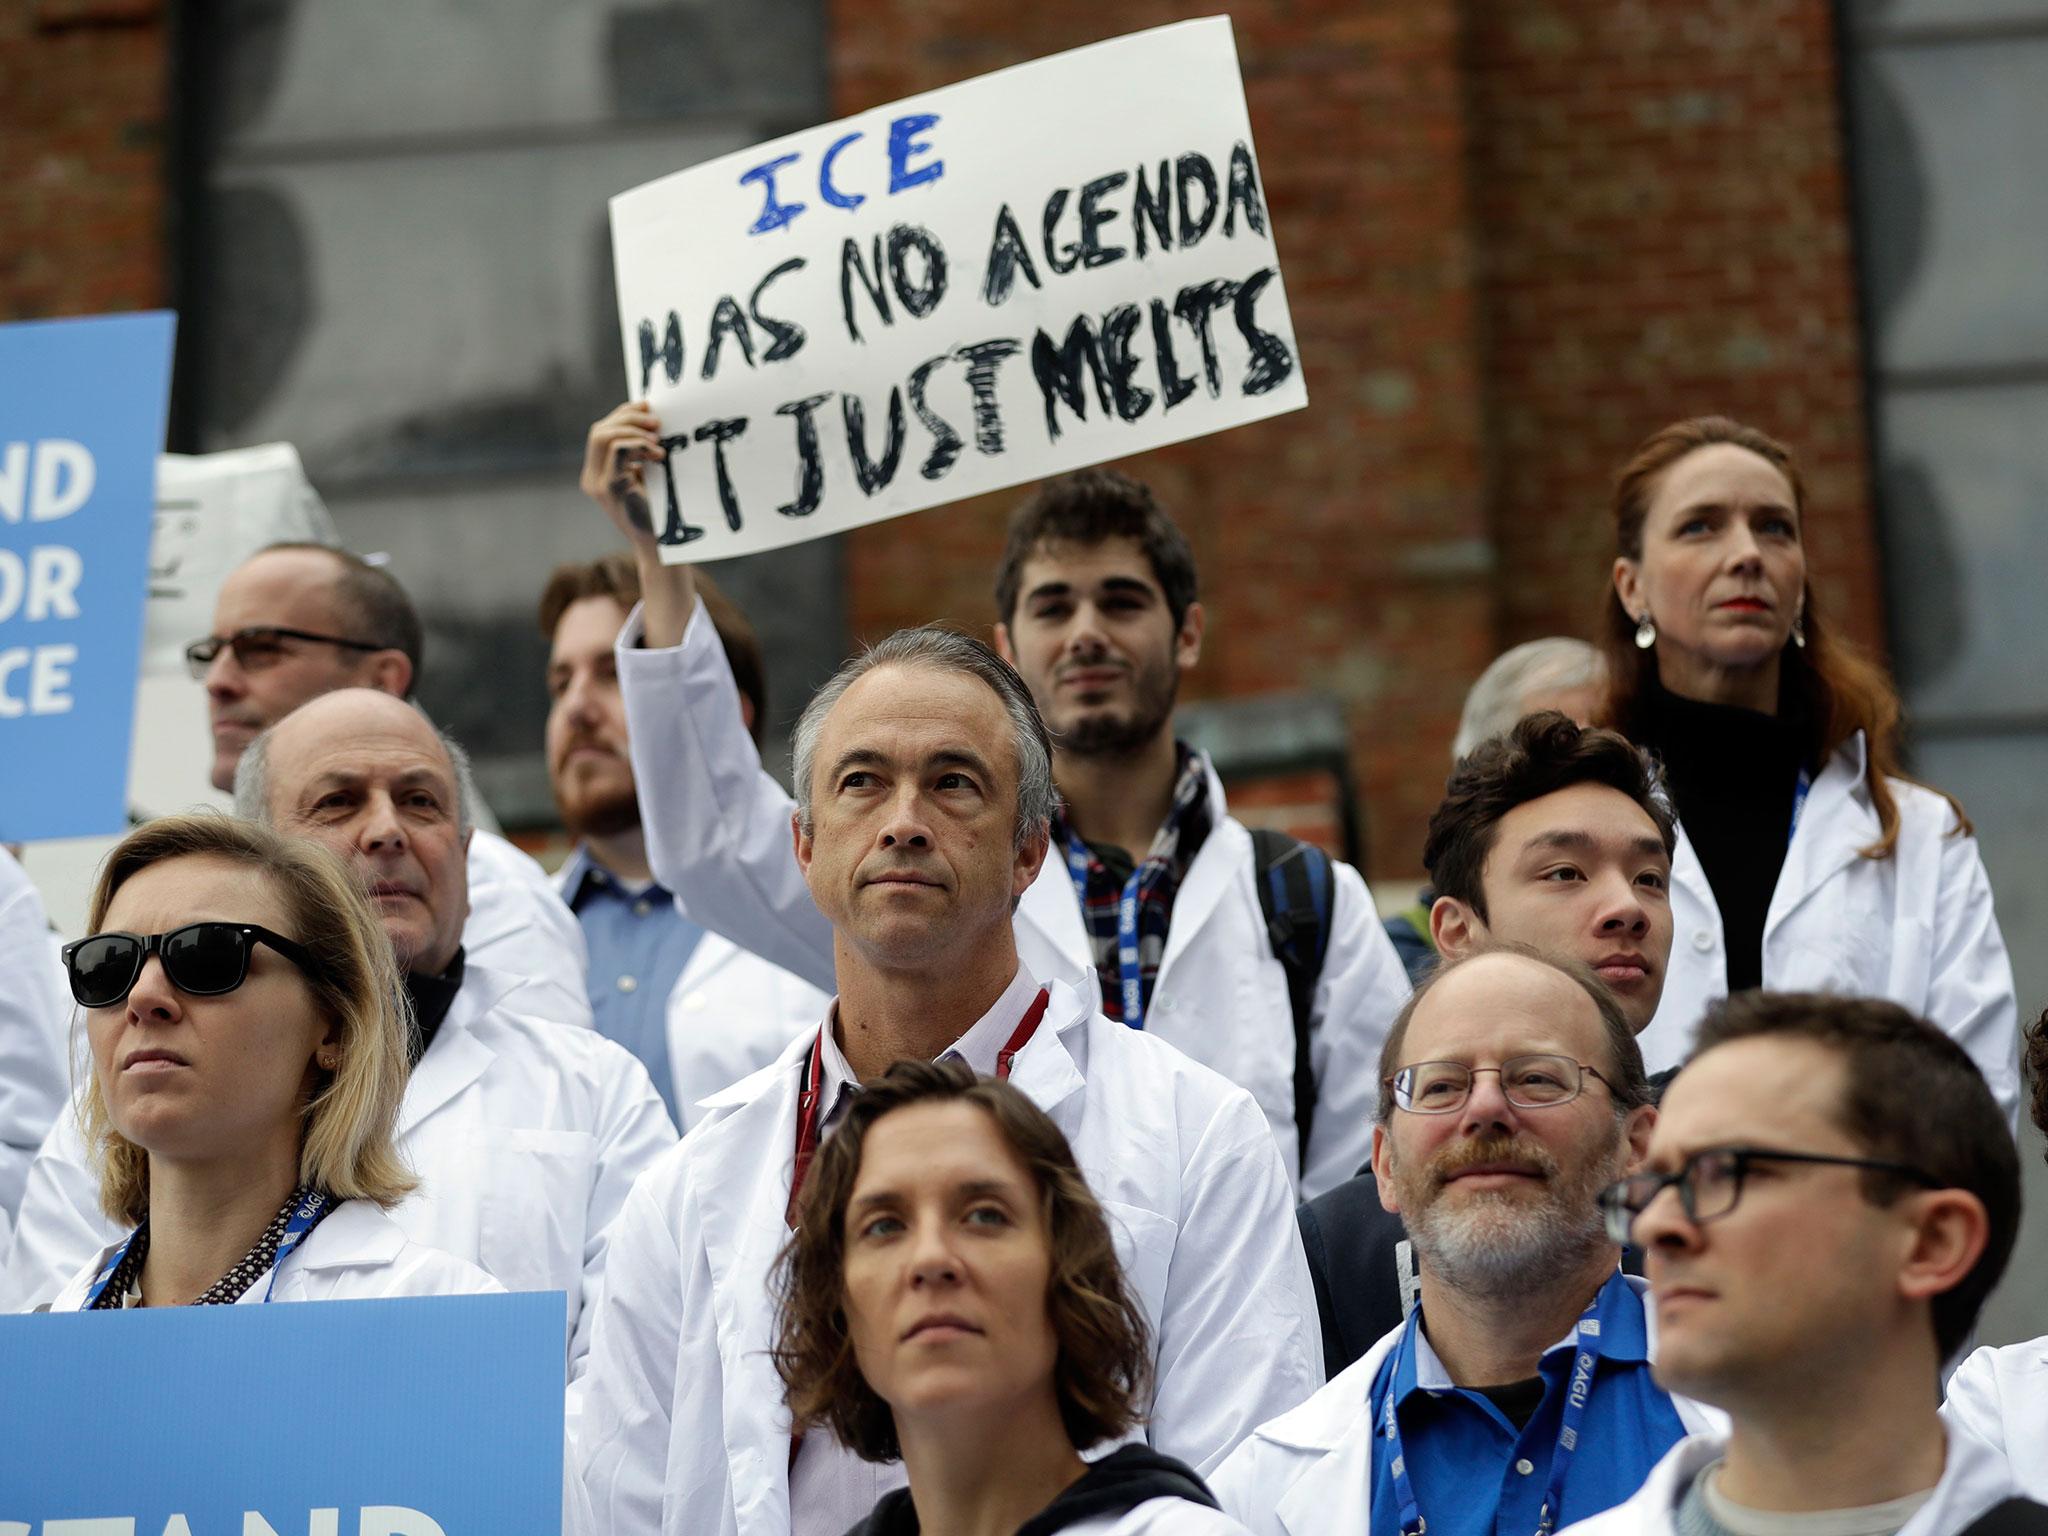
[609,16,1306,563]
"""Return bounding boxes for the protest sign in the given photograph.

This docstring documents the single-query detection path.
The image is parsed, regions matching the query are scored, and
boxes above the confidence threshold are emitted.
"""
[609,16,1305,563]
[0,1291,564,1535]
[0,311,175,842]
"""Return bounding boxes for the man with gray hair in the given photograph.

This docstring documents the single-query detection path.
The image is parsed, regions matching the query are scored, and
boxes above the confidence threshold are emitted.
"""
[1387,639,1607,980]
[2,690,677,1395]
[575,625,1321,1536]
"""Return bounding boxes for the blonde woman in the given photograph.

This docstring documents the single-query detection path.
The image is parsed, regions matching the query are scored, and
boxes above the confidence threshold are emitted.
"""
[40,814,498,1310]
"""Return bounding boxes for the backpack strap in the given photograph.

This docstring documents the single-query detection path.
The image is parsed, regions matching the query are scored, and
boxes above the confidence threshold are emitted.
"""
[1249,828,1336,1170]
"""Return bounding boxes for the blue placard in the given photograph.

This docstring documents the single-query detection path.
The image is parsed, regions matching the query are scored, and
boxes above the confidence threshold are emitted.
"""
[0,1291,565,1533]
[0,310,175,842]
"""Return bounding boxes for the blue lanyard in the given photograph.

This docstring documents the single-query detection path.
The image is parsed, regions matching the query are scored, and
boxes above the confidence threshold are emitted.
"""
[84,1188,335,1308]
[1788,767,1813,845]
[1377,1283,1616,1536]
[1062,829,1148,1030]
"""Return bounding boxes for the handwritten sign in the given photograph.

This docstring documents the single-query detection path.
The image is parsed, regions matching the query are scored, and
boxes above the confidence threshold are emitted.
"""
[609,17,1306,563]
[0,1292,564,1535]
[0,311,175,842]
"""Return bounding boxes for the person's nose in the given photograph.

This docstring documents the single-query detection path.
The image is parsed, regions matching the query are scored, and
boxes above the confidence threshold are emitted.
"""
[1723,521,1765,575]
[1062,602,1110,660]
[124,955,184,1024]
[877,785,935,851]
[560,670,602,730]
[204,644,245,701]
[356,791,408,856]
[906,1215,962,1290]
[1633,1175,1701,1256]
[1457,1068,1520,1137]
[1591,870,1653,939]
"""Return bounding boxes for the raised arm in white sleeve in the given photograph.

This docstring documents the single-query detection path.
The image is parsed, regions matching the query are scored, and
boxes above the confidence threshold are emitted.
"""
[615,597,835,991]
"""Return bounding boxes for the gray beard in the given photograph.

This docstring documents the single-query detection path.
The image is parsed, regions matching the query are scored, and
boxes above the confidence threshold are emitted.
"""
[1405,1187,1614,1301]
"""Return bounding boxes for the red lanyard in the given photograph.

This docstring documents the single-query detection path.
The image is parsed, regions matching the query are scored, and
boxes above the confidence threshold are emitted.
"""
[785,986,1051,1227]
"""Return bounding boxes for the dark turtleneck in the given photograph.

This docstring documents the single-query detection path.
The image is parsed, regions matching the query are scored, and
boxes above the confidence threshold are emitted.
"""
[403,948,465,1067]
[1640,683,1810,993]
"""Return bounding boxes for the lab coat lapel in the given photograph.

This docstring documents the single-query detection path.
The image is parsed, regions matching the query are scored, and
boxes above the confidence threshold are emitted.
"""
[695,1047,811,1535]
[1158,771,1242,980]
[397,967,512,1137]
[1273,1399,1375,1536]
[1003,981,1089,1128]
[1018,850,1092,984]
[1767,734,1877,935]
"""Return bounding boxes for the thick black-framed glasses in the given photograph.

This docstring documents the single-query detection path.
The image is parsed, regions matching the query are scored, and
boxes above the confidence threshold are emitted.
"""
[1599,1146,1943,1244]
[1385,1054,1612,1114]
[183,625,385,680]
[61,923,325,1009]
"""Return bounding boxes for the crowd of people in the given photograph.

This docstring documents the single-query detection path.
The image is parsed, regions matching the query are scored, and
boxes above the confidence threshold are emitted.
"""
[1,408,2043,1536]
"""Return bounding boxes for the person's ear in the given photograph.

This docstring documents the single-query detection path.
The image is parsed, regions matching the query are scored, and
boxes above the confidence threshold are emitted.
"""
[792,809,813,877]
[1175,600,1205,673]
[1371,1124,1401,1215]
[1613,558,1644,624]
[992,622,1018,666]
[1894,1188,1991,1314]
[1013,819,1050,904]
[1430,895,1486,958]
[1621,1104,1658,1174]
[367,650,413,699]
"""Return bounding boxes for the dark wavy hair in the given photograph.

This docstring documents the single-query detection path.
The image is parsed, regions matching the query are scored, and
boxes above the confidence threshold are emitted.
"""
[1598,416,1968,859]
[994,468,1199,629]
[770,1058,1152,1462]
[2024,1006,2048,1147]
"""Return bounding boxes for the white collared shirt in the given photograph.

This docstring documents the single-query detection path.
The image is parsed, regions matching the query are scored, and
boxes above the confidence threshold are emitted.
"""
[790,964,1044,1536]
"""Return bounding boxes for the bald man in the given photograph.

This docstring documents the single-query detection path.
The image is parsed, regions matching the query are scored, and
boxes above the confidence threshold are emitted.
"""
[189,543,589,1023]
[3,692,675,1387]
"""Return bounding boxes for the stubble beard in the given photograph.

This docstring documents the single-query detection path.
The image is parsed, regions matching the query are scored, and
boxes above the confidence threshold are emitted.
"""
[558,779,642,841]
[1052,658,1180,761]
[1397,1134,1624,1302]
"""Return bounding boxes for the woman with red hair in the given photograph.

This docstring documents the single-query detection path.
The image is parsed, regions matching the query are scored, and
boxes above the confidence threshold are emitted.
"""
[1600,416,2017,1118]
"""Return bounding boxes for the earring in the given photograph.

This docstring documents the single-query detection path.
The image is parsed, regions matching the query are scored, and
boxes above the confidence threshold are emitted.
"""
[1791,611,1807,649]
[1633,614,1656,650]
[319,1053,339,1071]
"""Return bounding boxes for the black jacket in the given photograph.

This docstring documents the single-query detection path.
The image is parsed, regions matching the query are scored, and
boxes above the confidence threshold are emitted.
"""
[838,1445,1219,1536]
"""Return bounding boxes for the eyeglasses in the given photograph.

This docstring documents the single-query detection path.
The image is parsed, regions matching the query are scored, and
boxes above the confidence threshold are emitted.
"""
[1385,1054,1611,1114]
[61,923,325,1009]
[183,626,386,680]
[1598,1147,1943,1244]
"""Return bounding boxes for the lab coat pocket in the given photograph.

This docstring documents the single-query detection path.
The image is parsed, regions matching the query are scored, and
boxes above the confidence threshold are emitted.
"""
[474,1126,599,1304]
[1099,1198,1180,1335]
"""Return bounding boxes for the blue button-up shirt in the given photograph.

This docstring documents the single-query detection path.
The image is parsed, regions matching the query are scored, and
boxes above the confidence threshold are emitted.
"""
[560,844,703,1124]
[1368,1271,1686,1536]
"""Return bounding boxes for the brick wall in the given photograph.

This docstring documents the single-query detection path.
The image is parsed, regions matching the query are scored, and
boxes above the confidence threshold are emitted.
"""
[0,1,167,319]
[831,0,1879,877]
[2,0,1879,879]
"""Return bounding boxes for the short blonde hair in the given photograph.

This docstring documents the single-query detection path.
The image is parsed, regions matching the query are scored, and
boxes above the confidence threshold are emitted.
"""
[78,813,417,1223]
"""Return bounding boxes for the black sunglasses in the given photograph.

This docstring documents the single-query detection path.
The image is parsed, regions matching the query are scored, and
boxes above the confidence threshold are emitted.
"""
[183,625,386,681]
[62,923,325,1009]
[1599,1146,1943,1244]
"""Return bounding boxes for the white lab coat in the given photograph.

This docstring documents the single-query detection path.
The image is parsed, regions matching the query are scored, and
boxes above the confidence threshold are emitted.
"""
[552,858,828,1131]
[468,828,594,1029]
[1637,733,2020,1125]
[1553,1423,2020,1536]
[40,1197,503,1310]
[1064,1506,1255,1536]
[614,598,1410,1196]
[0,847,68,1232]
[574,975,1324,1536]
[1943,1335,2048,1497]
[1208,1276,1724,1536]
[0,961,676,1380]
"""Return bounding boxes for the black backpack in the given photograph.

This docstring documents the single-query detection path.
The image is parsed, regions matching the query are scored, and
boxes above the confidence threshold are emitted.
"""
[1249,828,1337,1168]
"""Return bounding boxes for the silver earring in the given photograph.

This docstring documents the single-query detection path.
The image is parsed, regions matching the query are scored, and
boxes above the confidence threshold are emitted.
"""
[1791,611,1807,649]
[1634,614,1656,650]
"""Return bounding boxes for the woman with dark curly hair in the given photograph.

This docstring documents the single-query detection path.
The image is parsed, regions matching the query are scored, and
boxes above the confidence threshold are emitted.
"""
[774,1058,1250,1535]
[1601,415,2017,1117]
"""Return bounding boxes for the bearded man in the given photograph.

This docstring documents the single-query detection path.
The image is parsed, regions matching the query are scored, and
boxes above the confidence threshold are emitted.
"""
[1211,945,1720,1536]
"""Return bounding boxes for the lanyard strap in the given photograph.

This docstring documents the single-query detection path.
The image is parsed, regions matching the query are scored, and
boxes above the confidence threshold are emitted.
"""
[1062,830,1149,1030]
[1788,766,1813,845]
[84,1187,335,1309]
[1378,1286,1614,1536]
[786,986,1053,1226]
